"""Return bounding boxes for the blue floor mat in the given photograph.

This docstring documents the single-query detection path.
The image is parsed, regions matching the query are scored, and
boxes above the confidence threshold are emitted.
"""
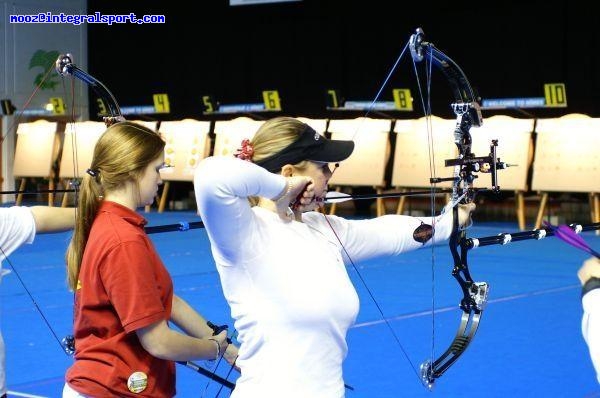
[2,212,599,397]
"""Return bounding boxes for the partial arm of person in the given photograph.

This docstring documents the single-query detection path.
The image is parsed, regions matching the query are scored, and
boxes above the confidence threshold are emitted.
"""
[170,295,215,338]
[579,257,600,384]
[170,295,239,366]
[0,207,36,259]
[136,318,229,363]
[578,257,600,288]
[103,241,229,362]
[29,206,75,233]
[194,156,309,264]
[313,202,475,263]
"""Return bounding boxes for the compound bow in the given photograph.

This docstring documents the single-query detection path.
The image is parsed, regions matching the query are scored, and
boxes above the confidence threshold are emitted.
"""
[407,28,506,388]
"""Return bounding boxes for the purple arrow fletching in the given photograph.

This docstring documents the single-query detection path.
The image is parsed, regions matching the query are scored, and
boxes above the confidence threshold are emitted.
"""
[544,221,600,258]
[556,225,592,252]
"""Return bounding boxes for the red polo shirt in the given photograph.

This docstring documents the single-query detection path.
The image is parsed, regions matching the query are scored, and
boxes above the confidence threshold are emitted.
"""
[66,201,175,397]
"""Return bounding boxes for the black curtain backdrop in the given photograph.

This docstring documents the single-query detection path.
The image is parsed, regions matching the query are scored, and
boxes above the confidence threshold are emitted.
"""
[87,0,600,121]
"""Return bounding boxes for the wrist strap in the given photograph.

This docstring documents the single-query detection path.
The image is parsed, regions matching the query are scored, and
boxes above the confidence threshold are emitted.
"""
[208,338,221,361]
[582,277,600,297]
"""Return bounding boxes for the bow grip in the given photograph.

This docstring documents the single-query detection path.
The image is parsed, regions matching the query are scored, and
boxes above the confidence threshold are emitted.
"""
[207,321,232,344]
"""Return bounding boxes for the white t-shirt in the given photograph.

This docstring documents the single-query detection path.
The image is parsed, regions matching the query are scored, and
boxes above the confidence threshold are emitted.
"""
[582,288,600,384]
[0,206,36,278]
[194,156,453,398]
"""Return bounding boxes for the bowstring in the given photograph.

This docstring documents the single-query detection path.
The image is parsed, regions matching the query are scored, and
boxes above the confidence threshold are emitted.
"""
[421,46,439,374]
[323,32,457,387]
[321,35,431,385]
[349,41,410,143]
[63,72,81,199]
[321,215,422,382]
[0,245,68,353]
[0,63,56,146]
[0,63,73,354]
[59,68,82,357]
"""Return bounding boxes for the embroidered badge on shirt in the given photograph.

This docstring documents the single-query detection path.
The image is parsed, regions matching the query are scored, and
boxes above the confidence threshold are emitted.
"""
[127,371,148,393]
[413,222,433,244]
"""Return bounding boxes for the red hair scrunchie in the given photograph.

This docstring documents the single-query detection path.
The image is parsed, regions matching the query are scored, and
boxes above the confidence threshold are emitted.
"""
[234,138,254,161]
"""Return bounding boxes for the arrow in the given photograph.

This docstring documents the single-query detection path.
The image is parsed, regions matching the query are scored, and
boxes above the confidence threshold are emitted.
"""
[322,189,453,204]
[543,221,600,258]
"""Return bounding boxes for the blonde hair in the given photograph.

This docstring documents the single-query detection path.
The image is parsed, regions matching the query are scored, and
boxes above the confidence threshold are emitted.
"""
[251,116,311,169]
[65,121,165,290]
[247,117,311,206]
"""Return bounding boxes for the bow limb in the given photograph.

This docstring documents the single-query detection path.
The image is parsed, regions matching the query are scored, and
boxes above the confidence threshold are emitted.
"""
[409,28,495,388]
[53,53,123,212]
[55,53,125,126]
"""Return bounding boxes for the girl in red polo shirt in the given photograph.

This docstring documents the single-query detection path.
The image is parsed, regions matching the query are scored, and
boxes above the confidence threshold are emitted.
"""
[63,122,235,397]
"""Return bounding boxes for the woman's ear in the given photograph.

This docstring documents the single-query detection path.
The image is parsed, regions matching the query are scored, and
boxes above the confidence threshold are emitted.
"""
[280,164,294,177]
